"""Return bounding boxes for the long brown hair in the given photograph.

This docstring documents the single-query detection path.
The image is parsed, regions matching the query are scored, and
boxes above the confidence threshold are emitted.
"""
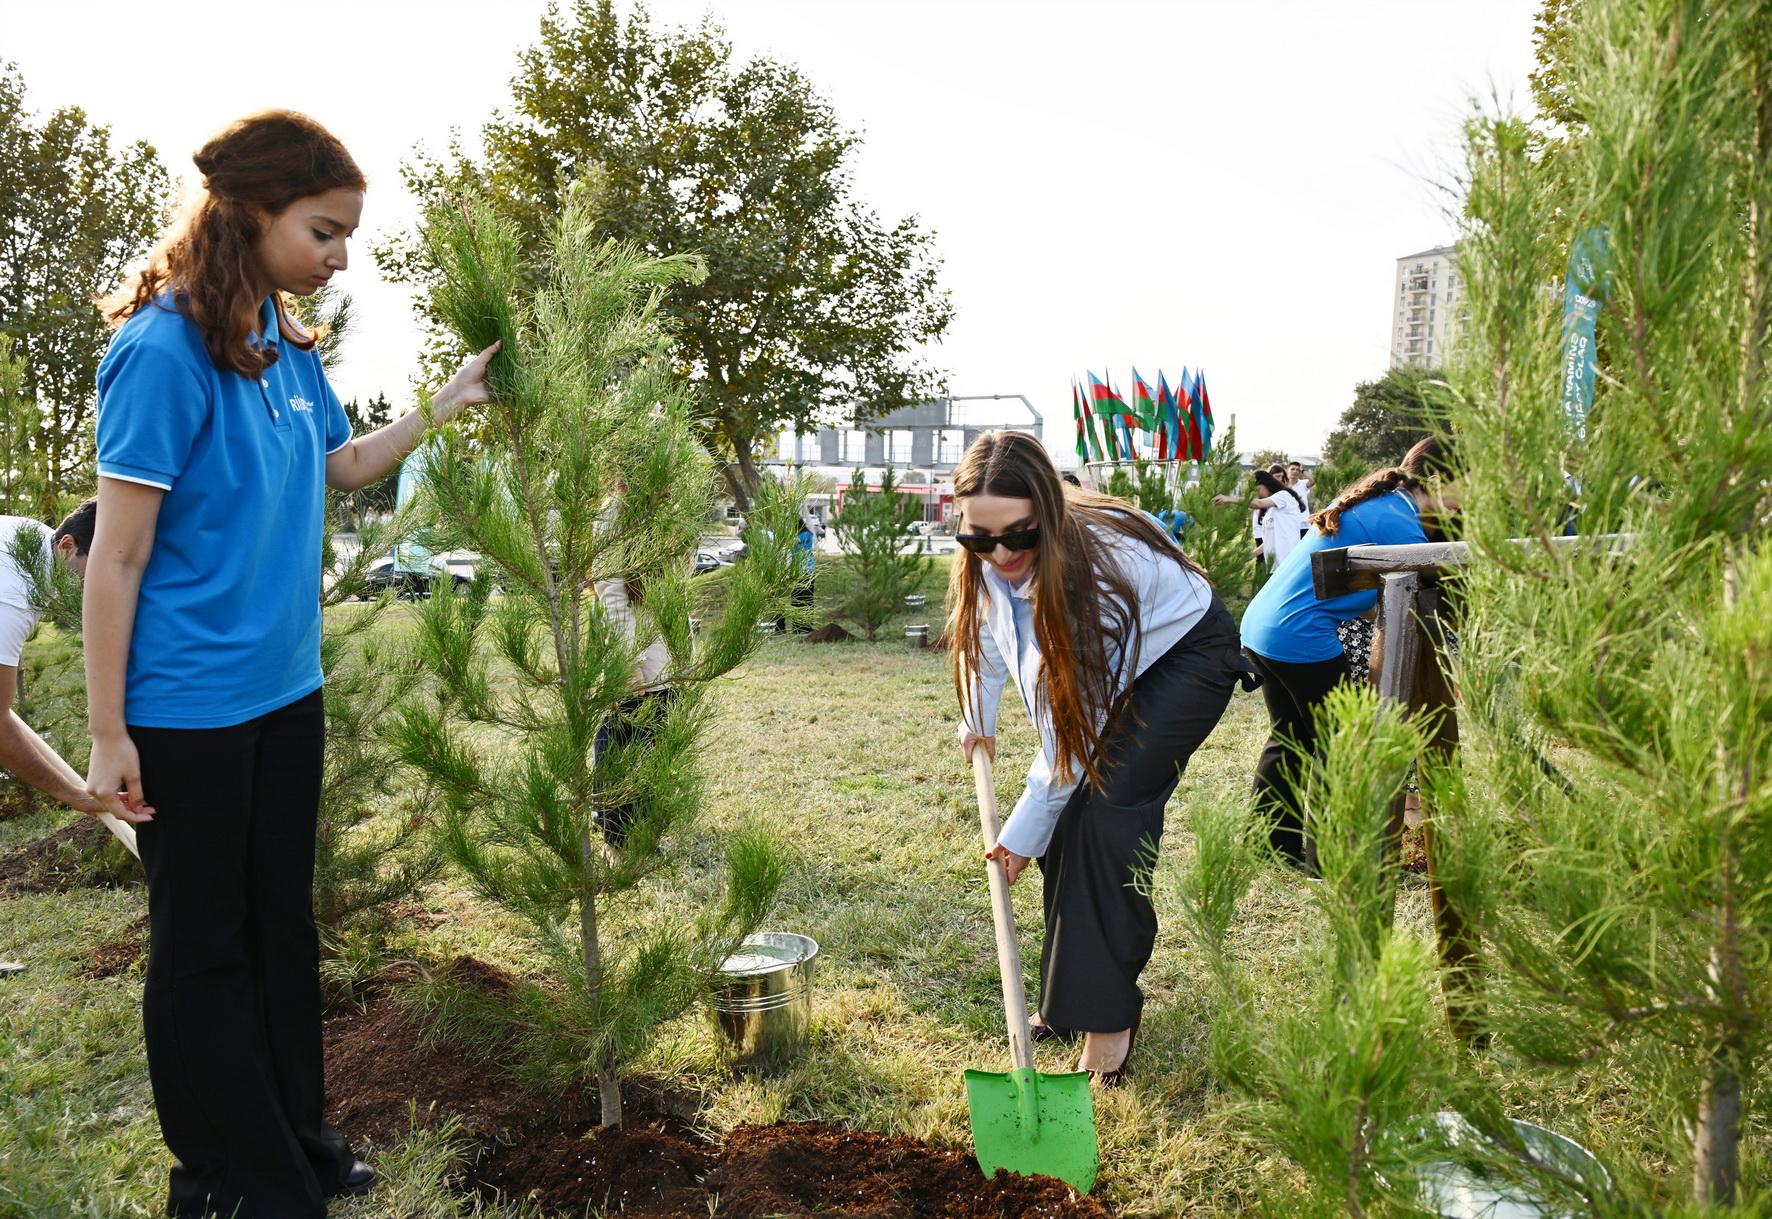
[102,110,364,376]
[1310,435,1452,536]
[948,431,1209,790]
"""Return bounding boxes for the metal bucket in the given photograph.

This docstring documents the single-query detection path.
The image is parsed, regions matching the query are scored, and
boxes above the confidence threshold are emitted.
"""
[905,592,927,610]
[905,623,929,648]
[708,931,818,1065]
[1416,1112,1609,1218]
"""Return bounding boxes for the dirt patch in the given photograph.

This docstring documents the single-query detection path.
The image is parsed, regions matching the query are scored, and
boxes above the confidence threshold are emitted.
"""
[323,956,593,1147]
[76,913,150,979]
[326,960,1114,1218]
[471,1121,710,1216]
[806,622,856,643]
[707,1122,1111,1219]
[0,816,142,894]
[1400,825,1429,875]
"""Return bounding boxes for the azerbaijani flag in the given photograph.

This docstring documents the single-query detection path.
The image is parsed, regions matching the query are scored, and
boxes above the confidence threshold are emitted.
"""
[1107,372,1138,462]
[1155,370,1178,462]
[1087,371,1120,461]
[1077,378,1103,462]
[1195,368,1215,456]
[1181,368,1204,461]
[1071,380,1089,464]
[1131,368,1159,435]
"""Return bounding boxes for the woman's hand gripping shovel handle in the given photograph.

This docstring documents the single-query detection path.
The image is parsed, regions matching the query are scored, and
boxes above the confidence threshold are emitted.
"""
[972,751,1035,1076]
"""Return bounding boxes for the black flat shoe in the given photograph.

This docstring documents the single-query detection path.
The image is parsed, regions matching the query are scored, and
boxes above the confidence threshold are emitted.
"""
[1029,1015,1078,1044]
[1084,1009,1142,1089]
[329,1160,375,1198]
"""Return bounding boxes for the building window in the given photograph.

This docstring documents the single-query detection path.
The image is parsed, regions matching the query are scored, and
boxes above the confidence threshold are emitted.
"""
[890,429,913,465]
[937,427,965,464]
[842,429,868,462]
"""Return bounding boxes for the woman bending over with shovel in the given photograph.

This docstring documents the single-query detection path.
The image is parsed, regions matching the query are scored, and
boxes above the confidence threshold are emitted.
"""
[949,431,1246,1084]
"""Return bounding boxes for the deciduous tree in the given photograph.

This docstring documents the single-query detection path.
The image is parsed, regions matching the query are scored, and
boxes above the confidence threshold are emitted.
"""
[0,62,169,499]
[376,0,953,510]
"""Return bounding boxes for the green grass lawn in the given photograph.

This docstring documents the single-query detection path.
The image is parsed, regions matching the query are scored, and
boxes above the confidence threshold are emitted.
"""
[0,601,1754,1216]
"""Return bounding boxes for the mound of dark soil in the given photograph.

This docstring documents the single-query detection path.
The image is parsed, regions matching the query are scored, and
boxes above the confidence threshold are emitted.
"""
[708,1122,1111,1219]
[76,913,150,979]
[806,622,856,643]
[325,957,1114,1218]
[323,956,592,1146]
[0,816,142,894]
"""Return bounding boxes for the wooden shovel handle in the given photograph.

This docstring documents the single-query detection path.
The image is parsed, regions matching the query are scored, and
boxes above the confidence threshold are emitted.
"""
[972,750,1034,1072]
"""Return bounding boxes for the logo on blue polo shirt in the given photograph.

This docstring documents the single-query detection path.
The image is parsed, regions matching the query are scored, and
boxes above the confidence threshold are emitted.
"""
[289,395,314,414]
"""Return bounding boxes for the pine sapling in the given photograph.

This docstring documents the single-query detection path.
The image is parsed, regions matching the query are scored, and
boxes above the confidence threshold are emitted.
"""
[396,190,803,1127]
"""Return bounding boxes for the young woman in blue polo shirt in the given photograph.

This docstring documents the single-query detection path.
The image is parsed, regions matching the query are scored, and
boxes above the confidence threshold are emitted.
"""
[1237,436,1458,872]
[950,431,1245,1085]
[83,111,496,1219]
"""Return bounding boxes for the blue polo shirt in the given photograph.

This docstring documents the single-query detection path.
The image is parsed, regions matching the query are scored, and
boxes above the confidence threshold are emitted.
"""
[1239,488,1428,664]
[95,296,354,727]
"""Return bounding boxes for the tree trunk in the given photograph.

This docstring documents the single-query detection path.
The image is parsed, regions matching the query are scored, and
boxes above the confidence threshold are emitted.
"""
[1695,553,1744,1206]
[718,460,752,513]
[579,831,622,1128]
[1694,1051,1741,1206]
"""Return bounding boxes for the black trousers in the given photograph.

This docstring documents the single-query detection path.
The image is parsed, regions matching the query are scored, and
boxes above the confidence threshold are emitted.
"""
[1245,649,1351,871]
[594,688,675,849]
[133,689,354,1219]
[1037,598,1242,1033]
[776,577,815,633]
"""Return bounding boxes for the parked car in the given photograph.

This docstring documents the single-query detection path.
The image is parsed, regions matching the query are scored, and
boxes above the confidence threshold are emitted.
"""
[693,551,722,575]
[356,555,472,600]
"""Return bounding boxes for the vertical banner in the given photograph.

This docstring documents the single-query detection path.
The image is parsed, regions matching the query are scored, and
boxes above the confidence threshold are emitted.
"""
[1560,227,1611,439]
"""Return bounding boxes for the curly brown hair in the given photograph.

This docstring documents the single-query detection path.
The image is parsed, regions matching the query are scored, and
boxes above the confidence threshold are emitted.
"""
[1309,435,1453,536]
[948,432,1208,790]
[102,110,364,376]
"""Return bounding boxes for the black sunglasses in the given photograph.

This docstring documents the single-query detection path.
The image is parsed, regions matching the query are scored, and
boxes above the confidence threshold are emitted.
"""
[955,526,1041,555]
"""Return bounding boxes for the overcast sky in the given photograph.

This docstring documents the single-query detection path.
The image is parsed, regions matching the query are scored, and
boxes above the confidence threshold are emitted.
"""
[3,0,1539,458]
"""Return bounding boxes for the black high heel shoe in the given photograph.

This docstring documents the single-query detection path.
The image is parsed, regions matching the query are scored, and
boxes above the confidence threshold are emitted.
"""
[1083,1008,1142,1089]
[1028,1014,1078,1044]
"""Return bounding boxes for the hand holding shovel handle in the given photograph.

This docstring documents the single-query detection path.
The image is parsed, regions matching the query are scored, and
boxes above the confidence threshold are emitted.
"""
[971,751,1033,1073]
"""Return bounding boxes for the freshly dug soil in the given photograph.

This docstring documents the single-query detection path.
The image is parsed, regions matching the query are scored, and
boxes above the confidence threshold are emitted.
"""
[1400,825,1429,875]
[325,958,1113,1218]
[0,816,142,894]
[324,957,596,1146]
[805,622,856,643]
[706,1122,1113,1219]
[76,913,150,979]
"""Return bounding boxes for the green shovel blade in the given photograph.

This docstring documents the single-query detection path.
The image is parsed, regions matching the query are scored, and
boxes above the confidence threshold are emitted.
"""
[965,1065,1098,1194]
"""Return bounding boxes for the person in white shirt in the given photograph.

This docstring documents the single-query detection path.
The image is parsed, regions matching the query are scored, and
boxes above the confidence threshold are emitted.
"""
[1287,461,1312,514]
[0,501,140,828]
[950,431,1244,1086]
[1216,470,1306,568]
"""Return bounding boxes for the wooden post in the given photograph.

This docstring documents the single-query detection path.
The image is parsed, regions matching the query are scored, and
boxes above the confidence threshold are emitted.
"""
[1368,571,1480,1042]
[1411,586,1481,1042]
[1373,572,1421,854]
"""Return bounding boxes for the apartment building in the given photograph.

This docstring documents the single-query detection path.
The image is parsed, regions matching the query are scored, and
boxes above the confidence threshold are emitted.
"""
[1390,245,1460,368]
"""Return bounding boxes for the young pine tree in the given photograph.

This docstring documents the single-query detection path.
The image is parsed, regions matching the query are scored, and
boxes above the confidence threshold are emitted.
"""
[310,503,441,941]
[1177,686,1476,1219]
[831,465,927,641]
[1175,423,1257,602]
[395,190,803,1128]
[1436,0,1772,1205]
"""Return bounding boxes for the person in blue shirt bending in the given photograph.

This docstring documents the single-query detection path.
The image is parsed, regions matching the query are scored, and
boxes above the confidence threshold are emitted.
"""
[1237,436,1459,873]
[950,431,1245,1086]
[83,111,497,1219]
